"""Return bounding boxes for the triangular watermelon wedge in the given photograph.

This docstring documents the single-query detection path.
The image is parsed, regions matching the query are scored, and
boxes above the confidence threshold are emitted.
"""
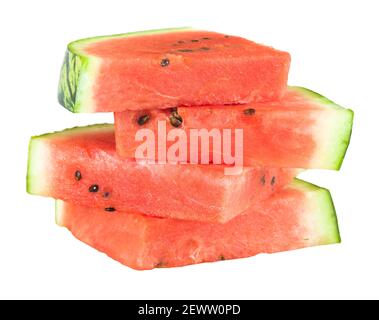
[27,124,298,223]
[114,86,353,170]
[58,28,290,112]
[56,179,340,270]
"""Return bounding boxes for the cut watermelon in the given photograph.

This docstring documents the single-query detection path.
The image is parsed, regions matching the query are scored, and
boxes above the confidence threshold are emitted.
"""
[56,179,340,270]
[27,124,297,223]
[58,28,290,113]
[114,86,354,169]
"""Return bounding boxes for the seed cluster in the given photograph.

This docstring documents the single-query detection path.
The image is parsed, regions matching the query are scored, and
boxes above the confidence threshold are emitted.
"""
[170,37,218,56]
[161,36,234,66]
[260,175,276,186]
[74,171,116,213]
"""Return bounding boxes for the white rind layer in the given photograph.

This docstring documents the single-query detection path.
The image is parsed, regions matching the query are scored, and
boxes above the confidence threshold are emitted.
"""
[294,180,340,246]
[27,138,51,195]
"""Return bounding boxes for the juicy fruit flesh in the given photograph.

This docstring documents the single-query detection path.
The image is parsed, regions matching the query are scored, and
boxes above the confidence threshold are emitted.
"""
[114,87,354,169]
[27,124,297,223]
[56,180,340,270]
[59,29,290,112]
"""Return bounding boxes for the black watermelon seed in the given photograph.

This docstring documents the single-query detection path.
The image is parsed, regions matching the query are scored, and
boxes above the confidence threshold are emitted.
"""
[169,112,183,127]
[191,39,199,42]
[105,207,116,212]
[74,170,82,181]
[137,114,150,126]
[260,175,266,185]
[177,40,185,44]
[160,58,170,67]
[202,37,211,40]
[200,47,210,51]
[243,108,256,115]
[156,261,165,268]
[89,184,99,193]
[103,192,111,198]
[271,176,276,186]
[219,255,226,261]
[177,49,193,53]
[224,35,230,38]
[169,116,183,128]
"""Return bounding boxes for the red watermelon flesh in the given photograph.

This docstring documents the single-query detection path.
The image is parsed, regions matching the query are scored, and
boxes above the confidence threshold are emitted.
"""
[27,124,297,223]
[58,28,290,112]
[55,179,340,270]
[114,86,354,170]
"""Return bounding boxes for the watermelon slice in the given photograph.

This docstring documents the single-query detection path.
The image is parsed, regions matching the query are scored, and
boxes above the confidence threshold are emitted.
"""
[56,179,340,270]
[27,124,297,223]
[58,28,290,113]
[114,86,354,170]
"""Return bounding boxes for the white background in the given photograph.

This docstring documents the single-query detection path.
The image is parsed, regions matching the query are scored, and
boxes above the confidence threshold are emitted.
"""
[0,0,378,300]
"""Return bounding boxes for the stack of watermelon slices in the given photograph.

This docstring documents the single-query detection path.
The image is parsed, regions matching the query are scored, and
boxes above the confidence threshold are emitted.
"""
[27,28,353,270]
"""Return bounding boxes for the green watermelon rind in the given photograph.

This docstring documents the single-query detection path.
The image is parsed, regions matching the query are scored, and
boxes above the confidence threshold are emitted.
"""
[28,123,113,140]
[292,179,341,245]
[26,124,113,194]
[322,187,341,244]
[289,86,354,170]
[57,50,85,112]
[58,27,192,113]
